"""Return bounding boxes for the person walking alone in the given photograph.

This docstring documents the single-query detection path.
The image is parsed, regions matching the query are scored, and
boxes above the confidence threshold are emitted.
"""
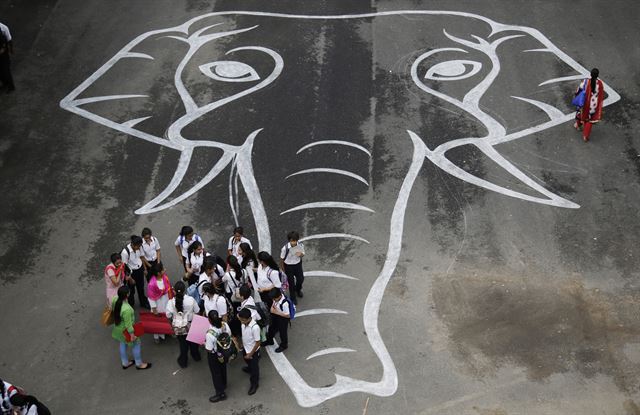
[279,231,305,305]
[574,68,605,142]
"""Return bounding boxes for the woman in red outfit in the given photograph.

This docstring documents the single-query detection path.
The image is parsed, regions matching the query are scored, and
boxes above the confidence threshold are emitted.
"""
[574,68,604,142]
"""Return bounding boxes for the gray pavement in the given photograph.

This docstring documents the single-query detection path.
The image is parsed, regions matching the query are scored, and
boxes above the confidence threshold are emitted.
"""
[1,1,640,414]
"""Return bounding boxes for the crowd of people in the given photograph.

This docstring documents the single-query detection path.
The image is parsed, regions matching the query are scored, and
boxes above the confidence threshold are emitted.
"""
[104,226,305,402]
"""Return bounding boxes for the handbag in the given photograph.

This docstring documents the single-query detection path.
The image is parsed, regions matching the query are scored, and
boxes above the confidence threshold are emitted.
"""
[123,322,145,342]
[101,306,114,326]
[571,79,588,108]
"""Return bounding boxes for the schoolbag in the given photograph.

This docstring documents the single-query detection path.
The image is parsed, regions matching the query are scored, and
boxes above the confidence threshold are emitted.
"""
[186,279,206,305]
[211,331,237,363]
[281,296,296,321]
[268,268,289,292]
[172,311,189,335]
[246,302,271,328]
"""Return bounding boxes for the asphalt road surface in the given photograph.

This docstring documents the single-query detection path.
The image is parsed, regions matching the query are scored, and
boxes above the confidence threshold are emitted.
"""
[1,1,640,414]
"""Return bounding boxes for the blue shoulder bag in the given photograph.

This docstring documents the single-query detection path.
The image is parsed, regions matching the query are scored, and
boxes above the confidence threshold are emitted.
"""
[571,79,588,108]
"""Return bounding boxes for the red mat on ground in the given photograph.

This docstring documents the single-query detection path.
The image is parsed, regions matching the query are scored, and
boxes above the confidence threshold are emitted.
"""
[139,311,173,335]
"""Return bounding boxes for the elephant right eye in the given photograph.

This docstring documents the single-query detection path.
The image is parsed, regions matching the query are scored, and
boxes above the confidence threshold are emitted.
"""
[199,61,260,82]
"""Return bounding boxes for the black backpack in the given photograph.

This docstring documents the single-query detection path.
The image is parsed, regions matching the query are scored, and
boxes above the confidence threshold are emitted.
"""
[213,331,238,363]
[246,302,271,328]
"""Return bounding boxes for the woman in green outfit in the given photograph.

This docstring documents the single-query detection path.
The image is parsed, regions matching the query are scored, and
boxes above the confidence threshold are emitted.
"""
[112,286,152,370]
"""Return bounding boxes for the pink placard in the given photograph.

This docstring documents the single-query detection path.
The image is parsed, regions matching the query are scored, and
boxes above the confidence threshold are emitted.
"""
[186,314,210,345]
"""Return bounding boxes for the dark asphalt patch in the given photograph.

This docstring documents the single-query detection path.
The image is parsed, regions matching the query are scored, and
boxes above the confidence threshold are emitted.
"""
[432,271,640,392]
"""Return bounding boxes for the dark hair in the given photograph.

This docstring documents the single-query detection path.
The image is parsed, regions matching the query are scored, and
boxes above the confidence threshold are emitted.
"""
[238,307,252,319]
[590,68,599,93]
[208,310,222,328]
[110,253,122,264]
[174,281,186,312]
[114,286,130,325]
[202,258,215,273]
[9,394,38,407]
[141,227,152,237]
[287,231,300,241]
[187,240,202,258]
[130,235,143,246]
[180,225,194,237]
[202,282,215,296]
[257,251,279,270]
[269,287,282,299]
[239,284,252,299]
[228,255,243,281]
[151,261,163,278]
[233,226,244,235]
[238,242,257,268]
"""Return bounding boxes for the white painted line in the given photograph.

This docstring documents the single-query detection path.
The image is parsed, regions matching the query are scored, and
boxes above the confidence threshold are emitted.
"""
[281,202,375,215]
[511,96,567,120]
[304,271,359,281]
[299,233,370,244]
[538,74,586,86]
[306,348,356,360]
[295,309,348,318]
[296,140,372,158]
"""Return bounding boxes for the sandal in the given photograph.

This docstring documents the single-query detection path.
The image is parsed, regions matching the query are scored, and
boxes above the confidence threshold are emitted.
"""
[136,362,153,370]
[122,360,135,370]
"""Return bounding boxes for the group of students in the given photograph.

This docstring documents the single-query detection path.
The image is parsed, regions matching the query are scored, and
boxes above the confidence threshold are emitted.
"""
[104,225,305,402]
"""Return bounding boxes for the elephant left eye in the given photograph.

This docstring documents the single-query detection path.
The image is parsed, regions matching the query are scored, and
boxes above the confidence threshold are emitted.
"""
[199,61,260,82]
[425,60,482,81]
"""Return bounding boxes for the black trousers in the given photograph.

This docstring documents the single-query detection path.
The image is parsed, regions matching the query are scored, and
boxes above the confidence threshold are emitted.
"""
[128,267,150,308]
[0,53,14,91]
[207,353,227,395]
[243,349,260,387]
[284,262,304,299]
[177,334,201,367]
[267,315,289,348]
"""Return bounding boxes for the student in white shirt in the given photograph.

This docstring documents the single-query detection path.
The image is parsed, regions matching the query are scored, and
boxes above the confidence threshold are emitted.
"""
[255,251,281,307]
[279,231,305,305]
[141,227,161,268]
[121,235,151,309]
[186,241,208,285]
[262,288,291,353]
[238,308,261,395]
[238,285,261,323]
[222,255,247,304]
[174,225,204,272]
[205,310,231,403]
[166,281,202,368]
[227,226,252,261]
[197,259,224,298]
[202,283,228,321]
[237,242,258,273]
[5,393,50,415]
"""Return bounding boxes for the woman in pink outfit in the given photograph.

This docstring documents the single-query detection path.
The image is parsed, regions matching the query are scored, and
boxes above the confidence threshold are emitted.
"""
[105,253,126,306]
[147,262,172,342]
[574,68,605,142]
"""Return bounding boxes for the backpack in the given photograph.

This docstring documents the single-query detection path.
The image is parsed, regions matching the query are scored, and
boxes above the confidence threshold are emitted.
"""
[186,279,206,305]
[280,296,296,322]
[268,268,289,292]
[211,330,237,363]
[172,311,190,335]
[246,302,271,328]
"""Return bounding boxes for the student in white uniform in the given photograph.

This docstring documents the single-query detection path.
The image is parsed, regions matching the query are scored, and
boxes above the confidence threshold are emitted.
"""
[262,288,291,353]
[255,251,281,307]
[141,227,161,269]
[222,255,247,304]
[166,281,202,368]
[239,285,261,323]
[227,226,252,261]
[205,310,231,403]
[6,393,50,415]
[279,231,305,305]
[1,378,18,415]
[237,242,258,273]
[202,283,228,321]
[121,235,151,309]
[186,241,208,285]
[238,308,261,395]
[174,225,204,272]
[197,259,225,299]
